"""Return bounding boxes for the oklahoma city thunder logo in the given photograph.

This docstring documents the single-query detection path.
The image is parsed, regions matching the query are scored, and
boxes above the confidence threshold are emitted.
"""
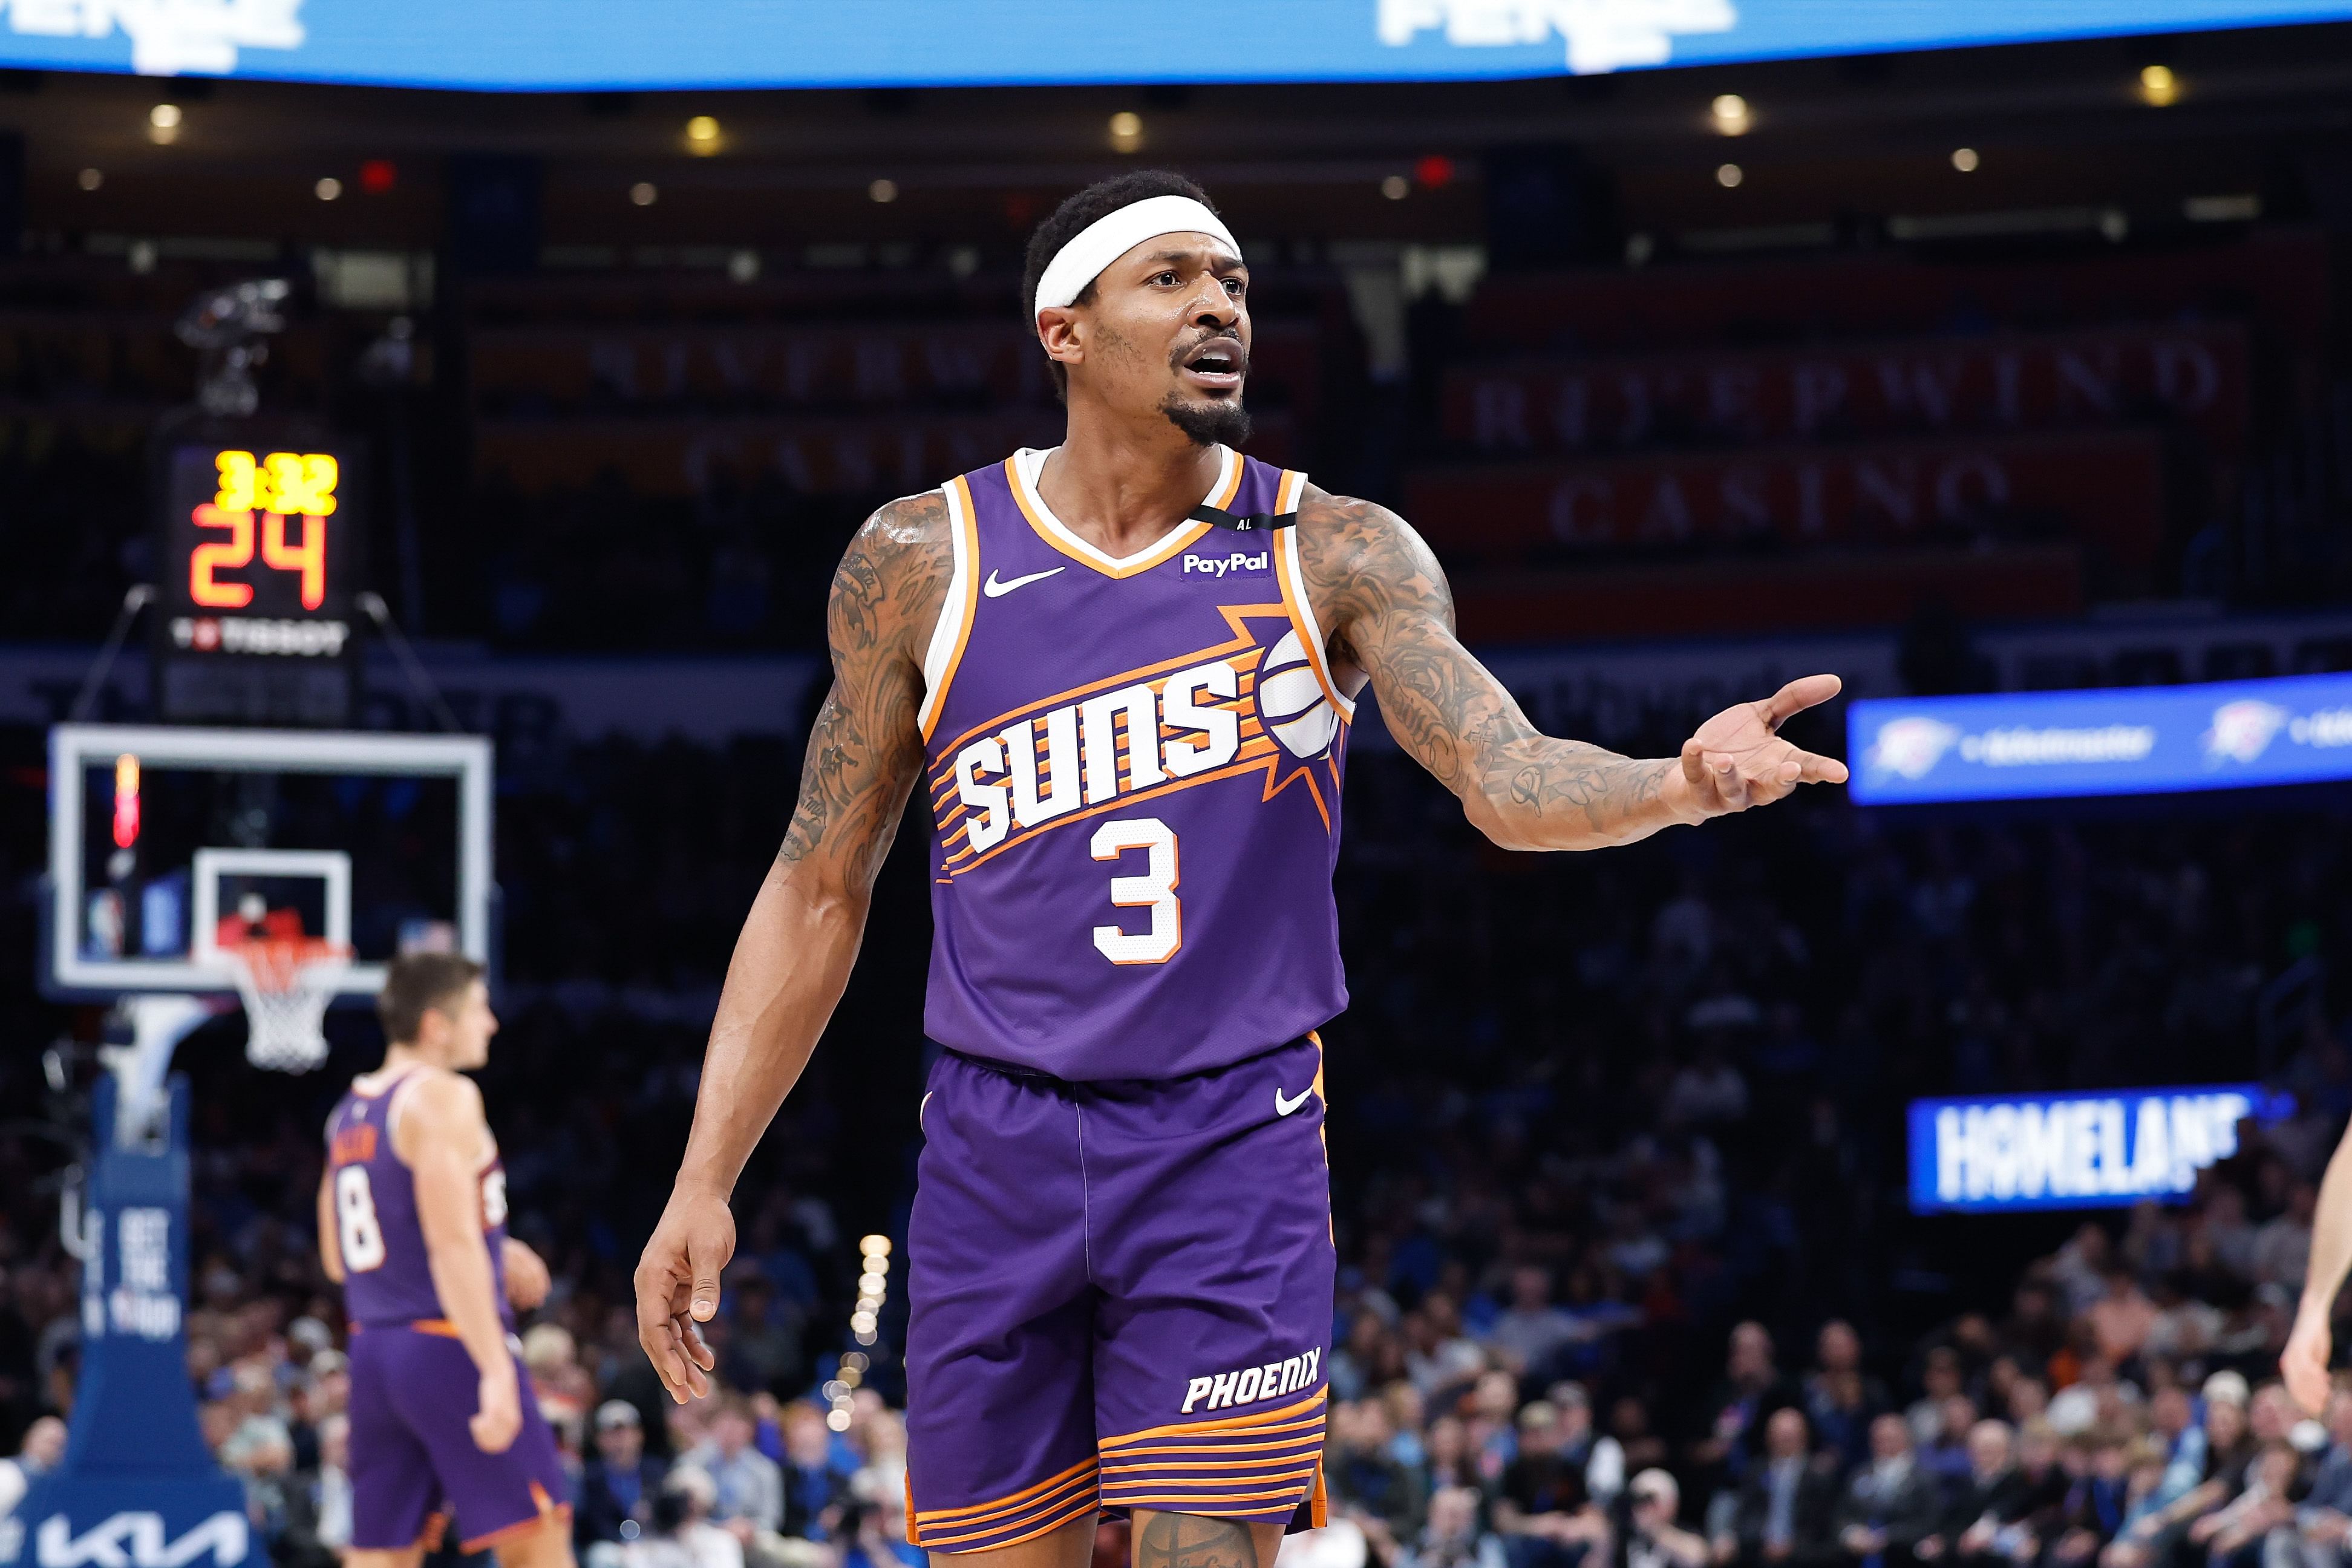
[1256,630,1337,759]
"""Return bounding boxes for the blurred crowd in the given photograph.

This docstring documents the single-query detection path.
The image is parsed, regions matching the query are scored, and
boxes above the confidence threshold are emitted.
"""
[0,732,2348,1568]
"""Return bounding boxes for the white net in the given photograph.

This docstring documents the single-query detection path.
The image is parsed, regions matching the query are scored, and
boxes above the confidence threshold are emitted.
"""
[221,940,351,1072]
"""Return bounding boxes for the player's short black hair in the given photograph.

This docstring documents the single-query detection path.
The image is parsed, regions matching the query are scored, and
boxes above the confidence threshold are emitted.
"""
[376,952,484,1044]
[1021,169,1217,402]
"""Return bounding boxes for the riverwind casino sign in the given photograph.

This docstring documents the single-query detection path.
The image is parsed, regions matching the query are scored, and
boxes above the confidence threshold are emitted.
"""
[1909,1086,2295,1214]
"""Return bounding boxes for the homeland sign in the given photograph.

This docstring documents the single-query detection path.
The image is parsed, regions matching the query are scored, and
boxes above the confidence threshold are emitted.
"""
[1909,1085,2293,1214]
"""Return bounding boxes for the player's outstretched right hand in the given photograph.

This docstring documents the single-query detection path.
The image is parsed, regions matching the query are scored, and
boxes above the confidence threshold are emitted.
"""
[636,1184,733,1403]
[471,1361,521,1454]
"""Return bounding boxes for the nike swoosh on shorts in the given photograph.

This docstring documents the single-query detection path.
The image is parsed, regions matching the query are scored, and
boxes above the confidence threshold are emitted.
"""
[1275,1085,1313,1116]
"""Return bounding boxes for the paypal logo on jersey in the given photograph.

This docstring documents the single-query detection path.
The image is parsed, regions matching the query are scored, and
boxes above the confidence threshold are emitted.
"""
[1181,550,1272,581]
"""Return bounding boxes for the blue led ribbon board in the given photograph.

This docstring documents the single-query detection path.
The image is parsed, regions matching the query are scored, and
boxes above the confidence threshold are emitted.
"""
[1849,671,2352,805]
[2,1,2350,91]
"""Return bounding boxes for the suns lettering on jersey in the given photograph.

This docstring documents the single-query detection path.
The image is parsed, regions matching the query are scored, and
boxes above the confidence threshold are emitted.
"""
[935,603,1338,872]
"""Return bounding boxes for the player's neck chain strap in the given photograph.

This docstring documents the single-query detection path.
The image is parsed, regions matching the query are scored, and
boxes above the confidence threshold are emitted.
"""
[1188,503,1296,532]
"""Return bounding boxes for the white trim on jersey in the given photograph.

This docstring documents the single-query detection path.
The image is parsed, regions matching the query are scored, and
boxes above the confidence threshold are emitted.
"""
[1273,500,1359,722]
[1011,445,1240,574]
[917,480,973,738]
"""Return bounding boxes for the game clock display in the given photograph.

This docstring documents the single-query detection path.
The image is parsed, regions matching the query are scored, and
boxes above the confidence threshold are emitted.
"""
[152,440,365,726]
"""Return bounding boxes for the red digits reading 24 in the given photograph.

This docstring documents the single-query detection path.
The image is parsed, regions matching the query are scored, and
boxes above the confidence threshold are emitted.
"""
[191,450,337,611]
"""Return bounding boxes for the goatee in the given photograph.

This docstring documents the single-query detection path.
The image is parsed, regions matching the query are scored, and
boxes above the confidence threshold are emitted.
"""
[1160,393,1253,449]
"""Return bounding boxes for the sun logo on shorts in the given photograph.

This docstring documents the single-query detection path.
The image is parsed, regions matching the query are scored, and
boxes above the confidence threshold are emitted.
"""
[1256,630,1337,760]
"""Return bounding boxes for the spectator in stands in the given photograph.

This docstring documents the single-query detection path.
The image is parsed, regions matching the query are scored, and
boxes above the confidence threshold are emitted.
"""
[1917,1420,2022,1567]
[1487,1267,1580,1381]
[526,1322,596,1442]
[1495,1401,1613,1568]
[1807,1324,1891,1475]
[2047,1429,2132,1568]
[579,1399,668,1550]
[2088,1267,2161,1368]
[1408,1294,1489,1405]
[1401,1484,1510,1568]
[1728,1409,1837,1568]
[837,1490,921,1568]
[0,1414,63,1517]
[1547,1384,1625,1506]
[626,1470,744,1568]
[685,1398,785,1557]
[777,1400,847,1543]
[1908,1351,1968,1450]
[1696,1324,1790,1488]
[1330,1396,1427,1557]
[277,1411,352,1568]
[1624,1470,1709,1568]
[1834,1414,1939,1568]
[2186,1439,2299,1568]
[2253,1186,2317,1292]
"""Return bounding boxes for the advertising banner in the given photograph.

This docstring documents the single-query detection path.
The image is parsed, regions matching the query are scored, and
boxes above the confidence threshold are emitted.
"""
[0,1,2345,90]
[1849,670,2352,803]
[1908,1084,2294,1213]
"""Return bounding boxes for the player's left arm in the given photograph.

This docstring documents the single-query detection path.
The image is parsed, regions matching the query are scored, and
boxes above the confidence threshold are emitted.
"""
[502,1236,550,1312]
[1295,488,1847,851]
[316,1168,344,1285]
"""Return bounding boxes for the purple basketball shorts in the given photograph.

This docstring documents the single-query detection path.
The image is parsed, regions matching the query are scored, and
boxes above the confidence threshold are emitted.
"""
[903,1033,1335,1555]
[347,1323,571,1552]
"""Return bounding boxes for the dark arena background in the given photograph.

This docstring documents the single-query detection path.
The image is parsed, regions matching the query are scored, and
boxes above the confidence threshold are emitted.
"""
[8,6,2352,1568]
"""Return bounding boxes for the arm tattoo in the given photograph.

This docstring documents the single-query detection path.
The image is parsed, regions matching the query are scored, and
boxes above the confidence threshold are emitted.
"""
[775,491,952,880]
[1293,486,1679,848]
[1136,1514,1259,1568]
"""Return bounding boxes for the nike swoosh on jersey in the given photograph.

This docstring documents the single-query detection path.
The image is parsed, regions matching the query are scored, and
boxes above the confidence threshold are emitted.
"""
[1275,1085,1313,1117]
[982,566,1067,598]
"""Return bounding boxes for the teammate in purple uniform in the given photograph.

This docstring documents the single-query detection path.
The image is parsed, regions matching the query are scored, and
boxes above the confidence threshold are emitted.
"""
[635,171,1849,1568]
[322,954,575,1568]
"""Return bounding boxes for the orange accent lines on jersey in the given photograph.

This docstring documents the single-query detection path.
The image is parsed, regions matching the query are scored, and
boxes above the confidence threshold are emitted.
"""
[410,1318,461,1337]
[929,600,1292,757]
[1095,1423,1331,1459]
[1100,1449,1324,1474]
[1006,457,1223,580]
[912,1495,1105,1551]
[915,1492,1103,1552]
[937,743,1287,875]
[911,1455,1100,1524]
[929,691,1262,814]
[1099,1388,1329,1449]
[1092,1485,1315,1509]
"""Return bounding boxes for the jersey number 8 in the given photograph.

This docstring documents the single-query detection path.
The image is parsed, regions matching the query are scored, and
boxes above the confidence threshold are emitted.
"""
[335,1165,386,1273]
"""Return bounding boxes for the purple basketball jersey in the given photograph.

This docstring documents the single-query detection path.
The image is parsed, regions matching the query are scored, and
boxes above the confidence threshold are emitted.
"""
[919,445,1351,1080]
[325,1069,512,1330]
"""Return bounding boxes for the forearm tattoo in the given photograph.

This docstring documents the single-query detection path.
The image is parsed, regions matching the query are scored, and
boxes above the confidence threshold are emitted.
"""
[1293,488,1675,844]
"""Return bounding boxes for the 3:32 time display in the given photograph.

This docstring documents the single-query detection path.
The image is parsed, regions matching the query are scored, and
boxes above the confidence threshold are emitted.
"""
[185,448,341,612]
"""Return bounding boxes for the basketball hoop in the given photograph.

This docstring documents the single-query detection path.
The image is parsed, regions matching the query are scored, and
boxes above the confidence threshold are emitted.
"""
[218,936,351,1073]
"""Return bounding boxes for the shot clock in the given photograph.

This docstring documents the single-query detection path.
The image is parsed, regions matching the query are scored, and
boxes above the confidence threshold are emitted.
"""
[152,434,366,726]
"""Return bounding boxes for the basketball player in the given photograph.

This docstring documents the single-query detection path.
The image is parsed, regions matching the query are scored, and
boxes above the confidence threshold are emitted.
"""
[322,953,574,1568]
[636,171,1848,1568]
[2284,1118,2352,1413]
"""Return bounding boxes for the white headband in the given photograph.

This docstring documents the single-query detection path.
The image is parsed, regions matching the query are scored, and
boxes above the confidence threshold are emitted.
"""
[1033,195,1242,317]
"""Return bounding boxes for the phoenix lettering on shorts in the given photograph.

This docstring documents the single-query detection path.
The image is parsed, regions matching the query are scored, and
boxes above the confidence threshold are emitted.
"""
[1181,549,1271,579]
[1179,1347,1322,1414]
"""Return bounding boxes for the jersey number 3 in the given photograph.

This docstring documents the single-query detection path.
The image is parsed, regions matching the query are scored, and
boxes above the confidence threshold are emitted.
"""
[1091,817,1180,964]
[336,1165,386,1273]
